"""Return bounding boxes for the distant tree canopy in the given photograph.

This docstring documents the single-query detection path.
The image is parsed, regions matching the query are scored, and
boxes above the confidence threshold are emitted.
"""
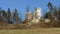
[0,2,60,25]
[7,8,11,23]
[44,2,60,20]
[0,8,21,24]
[47,2,53,10]
[13,9,21,24]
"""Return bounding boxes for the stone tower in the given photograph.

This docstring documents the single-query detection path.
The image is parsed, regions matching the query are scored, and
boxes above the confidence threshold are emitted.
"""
[31,7,42,24]
[35,7,41,20]
[25,11,32,22]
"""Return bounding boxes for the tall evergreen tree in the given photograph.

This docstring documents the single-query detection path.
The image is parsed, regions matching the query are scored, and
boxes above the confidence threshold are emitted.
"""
[7,8,11,23]
[1,10,7,22]
[47,2,53,10]
[13,9,21,24]
[47,2,53,19]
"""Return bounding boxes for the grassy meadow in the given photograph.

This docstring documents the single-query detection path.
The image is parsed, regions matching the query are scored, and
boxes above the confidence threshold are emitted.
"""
[0,28,60,34]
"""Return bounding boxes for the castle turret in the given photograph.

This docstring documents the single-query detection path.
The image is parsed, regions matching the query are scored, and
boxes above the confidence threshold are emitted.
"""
[35,7,41,19]
[31,7,42,24]
[25,11,32,22]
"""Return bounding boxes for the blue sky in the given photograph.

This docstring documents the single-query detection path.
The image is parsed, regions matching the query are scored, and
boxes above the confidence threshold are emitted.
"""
[0,0,60,20]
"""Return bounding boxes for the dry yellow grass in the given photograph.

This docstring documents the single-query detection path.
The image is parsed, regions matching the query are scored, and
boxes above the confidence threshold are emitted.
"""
[0,28,60,34]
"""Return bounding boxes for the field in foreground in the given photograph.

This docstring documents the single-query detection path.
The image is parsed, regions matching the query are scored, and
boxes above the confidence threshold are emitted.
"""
[0,28,60,34]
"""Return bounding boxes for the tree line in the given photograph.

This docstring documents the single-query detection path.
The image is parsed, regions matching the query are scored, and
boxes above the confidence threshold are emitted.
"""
[0,2,60,28]
[44,2,60,20]
[43,2,60,27]
[0,8,21,24]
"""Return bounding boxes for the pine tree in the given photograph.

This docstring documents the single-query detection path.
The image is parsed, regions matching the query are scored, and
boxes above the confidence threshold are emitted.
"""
[1,10,7,22]
[7,8,11,23]
[47,2,53,19]
[47,2,53,10]
[13,9,21,24]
